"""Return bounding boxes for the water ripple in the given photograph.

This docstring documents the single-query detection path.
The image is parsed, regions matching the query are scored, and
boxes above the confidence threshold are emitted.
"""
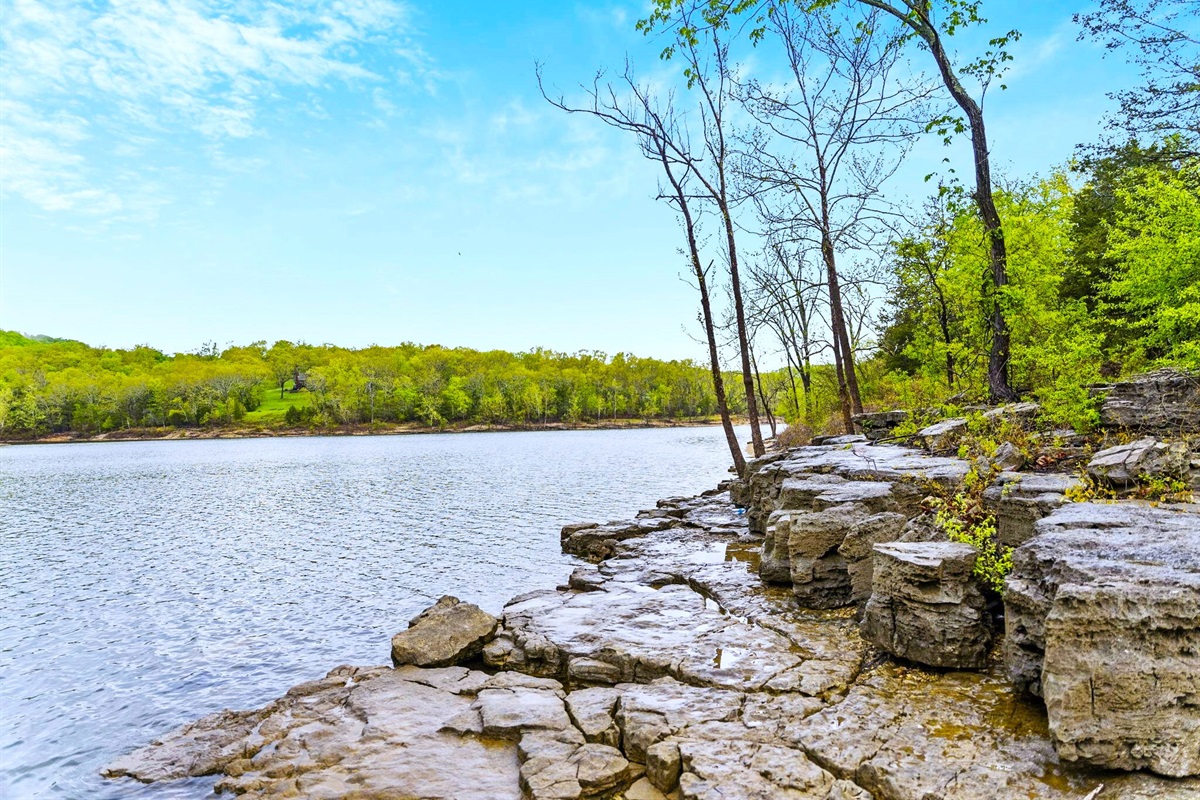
[0,426,744,799]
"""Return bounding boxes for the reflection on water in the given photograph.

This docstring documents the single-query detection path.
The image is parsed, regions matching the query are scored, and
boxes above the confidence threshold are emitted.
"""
[0,426,742,799]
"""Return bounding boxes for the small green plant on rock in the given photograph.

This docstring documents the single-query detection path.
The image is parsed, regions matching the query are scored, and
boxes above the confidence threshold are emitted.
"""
[926,467,1014,594]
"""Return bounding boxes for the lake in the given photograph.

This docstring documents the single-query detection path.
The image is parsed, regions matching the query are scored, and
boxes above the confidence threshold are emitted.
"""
[0,426,744,798]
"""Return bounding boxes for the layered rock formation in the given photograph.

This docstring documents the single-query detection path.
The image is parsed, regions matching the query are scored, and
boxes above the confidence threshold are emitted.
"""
[734,442,968,609]
[982,472,1082,548]
[105,438,1200,798]
[861,542,992,669]
[1004,501,1200,778]
[1095,368,1200,433]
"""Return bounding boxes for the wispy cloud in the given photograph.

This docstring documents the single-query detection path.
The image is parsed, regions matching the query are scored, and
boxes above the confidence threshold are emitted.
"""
[0,0,421,221]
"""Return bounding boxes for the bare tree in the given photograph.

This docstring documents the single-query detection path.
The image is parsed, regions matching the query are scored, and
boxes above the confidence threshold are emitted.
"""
[745,239,827,426]
[538,65,748,476]
[1076,0,1199,149]
[660,10,767,457]
[738,4,930,429]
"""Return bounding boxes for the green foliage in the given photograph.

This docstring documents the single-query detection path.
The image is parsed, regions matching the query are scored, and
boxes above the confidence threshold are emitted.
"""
[1103,158,1200,369]
[0,336,738,437]
[927,467,1013,594]
[1065,469,1194,505]
[879,142,1198,427]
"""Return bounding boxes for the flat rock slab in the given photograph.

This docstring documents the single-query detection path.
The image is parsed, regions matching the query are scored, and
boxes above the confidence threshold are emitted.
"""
[103,665,645,800]
[611,678,863,799]
[792,664,1200,800]
[1004,501,1200,777]
[104,665,524,799]
[496,580,810,692]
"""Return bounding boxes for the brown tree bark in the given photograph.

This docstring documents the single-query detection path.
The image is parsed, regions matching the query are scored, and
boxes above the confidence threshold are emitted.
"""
[858,0,1018,401]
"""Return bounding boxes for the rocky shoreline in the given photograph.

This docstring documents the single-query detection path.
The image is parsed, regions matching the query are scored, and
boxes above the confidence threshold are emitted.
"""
[102,371,1200,799]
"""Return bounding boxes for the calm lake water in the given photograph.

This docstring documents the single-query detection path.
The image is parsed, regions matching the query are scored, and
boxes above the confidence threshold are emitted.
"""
[0,426,745,799]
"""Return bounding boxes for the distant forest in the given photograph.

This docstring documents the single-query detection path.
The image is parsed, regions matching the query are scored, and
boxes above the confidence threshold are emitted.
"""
[0,332,754,436]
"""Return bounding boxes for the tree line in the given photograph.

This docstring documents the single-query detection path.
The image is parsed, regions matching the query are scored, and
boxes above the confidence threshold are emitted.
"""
[540,0,1198,472]
[0,332,747,436]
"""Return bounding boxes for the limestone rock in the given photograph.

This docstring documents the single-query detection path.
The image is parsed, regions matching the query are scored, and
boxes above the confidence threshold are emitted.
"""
[498,580,810,692]
[861,542,992,669]
[982,401,1041,425]
[1003,501,1200,777]
[391,595,499,668]
[852,409,910,442]
[1097,368,1200,433]
[982,472,1082,548]
[740,443,968,537]
[1087,437,1190,486]
[792,662,1193,800]
[566,687,622,748]
[919,418,968,451]
[839,512,909,603]
[990,441,1026,472]
[103,665,525,799]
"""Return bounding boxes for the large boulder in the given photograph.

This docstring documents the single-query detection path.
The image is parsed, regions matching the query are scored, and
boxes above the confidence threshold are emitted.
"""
[1003,501,1200,777]
[1097,368,1200,433]
[391,595,499,668]
[861,542,992,669]
[1087,437,1190,487]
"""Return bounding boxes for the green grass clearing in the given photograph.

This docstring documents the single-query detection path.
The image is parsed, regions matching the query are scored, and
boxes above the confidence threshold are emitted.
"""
[243,382,314,423]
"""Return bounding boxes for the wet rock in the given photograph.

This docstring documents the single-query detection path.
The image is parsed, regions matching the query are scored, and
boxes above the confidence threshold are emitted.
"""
[611,678,862,799]
[676,739,870,799]
[919,418,968,451]
[1097,368,1200,433]
[861,542,991,669]
[562,516,682,562]
[1004,501,1200,777]
[982,472,1082,548]
[498,579,811,692]
[1087,437,1191,486]
[390,595,498,668]
[792,662,1195,800]
[104,665,524,798]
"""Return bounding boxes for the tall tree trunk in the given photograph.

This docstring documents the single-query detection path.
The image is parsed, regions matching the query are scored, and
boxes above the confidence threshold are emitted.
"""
[902,8,1017,402]
[830,318,854,433]
[818,175,863,417]
[722,207,766,457]
[671,166,746,475]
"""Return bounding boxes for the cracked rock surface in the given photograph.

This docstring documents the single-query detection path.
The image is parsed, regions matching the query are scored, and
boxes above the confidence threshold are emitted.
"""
[1004,501,1200,778]
[105,446,1200,799]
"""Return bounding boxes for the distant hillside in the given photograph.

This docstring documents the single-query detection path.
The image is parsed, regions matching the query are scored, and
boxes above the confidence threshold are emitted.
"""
[0,331,79,347]
[0,334,740,438]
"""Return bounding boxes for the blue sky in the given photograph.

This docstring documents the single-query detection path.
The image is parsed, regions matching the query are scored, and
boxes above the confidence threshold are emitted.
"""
[0,0,1140,360]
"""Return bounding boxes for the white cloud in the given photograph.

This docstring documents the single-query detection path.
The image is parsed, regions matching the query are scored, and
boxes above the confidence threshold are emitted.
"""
[0,0,420,220]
